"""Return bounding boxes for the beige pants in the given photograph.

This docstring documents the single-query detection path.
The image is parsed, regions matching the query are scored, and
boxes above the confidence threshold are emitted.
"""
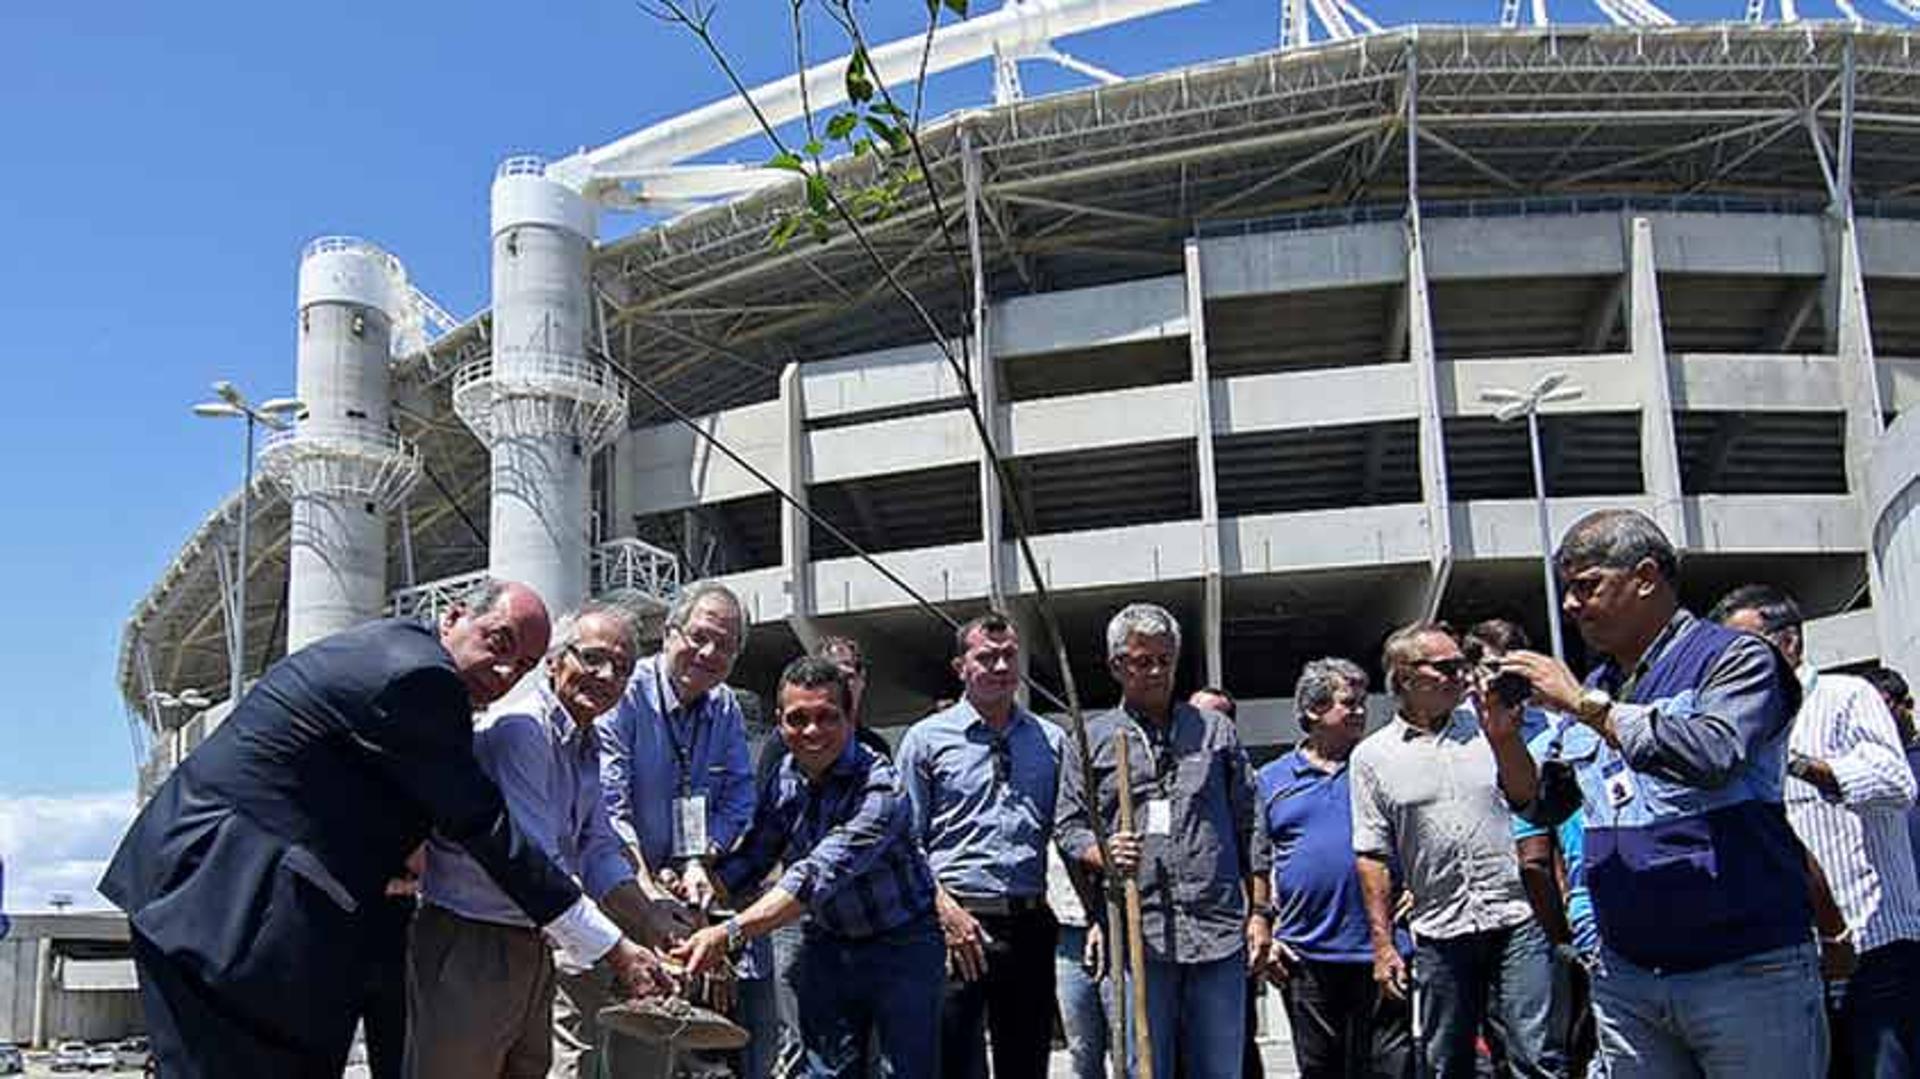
[406,904,557,1079]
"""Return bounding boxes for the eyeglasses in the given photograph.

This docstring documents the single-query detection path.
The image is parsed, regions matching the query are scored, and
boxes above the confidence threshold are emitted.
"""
[1115,653,1175,675]
[1418,657,1472,680]
[566,644,632,678]
[674,625,740,658]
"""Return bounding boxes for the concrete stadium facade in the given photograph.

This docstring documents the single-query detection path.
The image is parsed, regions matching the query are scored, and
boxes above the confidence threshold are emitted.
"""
[120,22,1920,770]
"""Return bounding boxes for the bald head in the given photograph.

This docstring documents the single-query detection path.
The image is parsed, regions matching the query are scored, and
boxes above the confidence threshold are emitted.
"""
[439,579,553,706]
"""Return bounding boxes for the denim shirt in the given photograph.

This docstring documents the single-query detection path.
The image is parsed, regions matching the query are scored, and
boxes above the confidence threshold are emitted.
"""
[597,656,755,868]
[897,700,1064,900]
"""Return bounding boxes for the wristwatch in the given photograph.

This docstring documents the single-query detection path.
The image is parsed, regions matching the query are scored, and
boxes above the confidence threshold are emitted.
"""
[723,916,746,954]
[1575,688,1613,725]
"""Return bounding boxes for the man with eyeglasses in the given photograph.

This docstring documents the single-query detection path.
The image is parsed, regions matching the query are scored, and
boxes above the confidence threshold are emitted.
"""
[1492,509,1823,1079]
[552,583,758,1078]
[1057,602,1267,1079]
[896,612,1065,1079]
[1349,621,1552,1079]
[409,600,669,1078]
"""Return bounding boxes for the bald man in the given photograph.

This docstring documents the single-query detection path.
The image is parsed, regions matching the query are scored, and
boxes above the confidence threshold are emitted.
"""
[102,579,671,1079]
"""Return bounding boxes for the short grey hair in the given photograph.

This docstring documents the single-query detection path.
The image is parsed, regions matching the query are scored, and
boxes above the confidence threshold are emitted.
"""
[1381,620,1456,696]
[1106,603,1182,661]
[666,581,747,641]
[547,599,642,661]
[1554,509,1679,585]
[1294,658,1369,723]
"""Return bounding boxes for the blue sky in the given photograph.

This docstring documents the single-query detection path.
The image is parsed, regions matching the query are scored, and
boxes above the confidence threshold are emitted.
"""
[0,0,1863,905]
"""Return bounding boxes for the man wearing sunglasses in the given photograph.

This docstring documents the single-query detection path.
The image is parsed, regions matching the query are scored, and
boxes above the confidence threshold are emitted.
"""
[410,600,671,1078]
[897,612,1065,1079]
[1349,622,1552,1079]
[1493,509,1822,1079]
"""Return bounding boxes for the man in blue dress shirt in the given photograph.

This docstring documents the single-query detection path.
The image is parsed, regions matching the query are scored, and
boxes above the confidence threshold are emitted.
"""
[898,611,1065,1079]
[409,601,662,1078]
[676,655,943,1078]
[1253,658,1413,1079]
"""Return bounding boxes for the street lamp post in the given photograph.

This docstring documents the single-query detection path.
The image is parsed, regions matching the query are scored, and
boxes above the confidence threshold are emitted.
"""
[1480,373,1585,662]
[193,381,302,704]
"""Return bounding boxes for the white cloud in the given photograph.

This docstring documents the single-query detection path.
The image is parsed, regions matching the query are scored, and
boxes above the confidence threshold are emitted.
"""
[0,791,135,912]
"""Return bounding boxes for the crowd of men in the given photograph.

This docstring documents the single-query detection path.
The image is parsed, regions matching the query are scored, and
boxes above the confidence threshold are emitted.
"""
[102,506,1920,1079]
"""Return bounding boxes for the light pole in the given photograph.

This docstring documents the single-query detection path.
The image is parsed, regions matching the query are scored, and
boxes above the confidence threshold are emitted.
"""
[193,381,302,704]
[1480,372,1585,662]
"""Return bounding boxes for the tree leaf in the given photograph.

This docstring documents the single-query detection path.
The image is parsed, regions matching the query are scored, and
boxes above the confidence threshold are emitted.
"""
[871,101,910,121]
[942,0,968,16]
[865,115,909,153]
[806,174,831,216]
[766,150,806,173]
[802,138,825,158]
[826,112,859,140]
[769,215,803,250]
[845,46,874,103]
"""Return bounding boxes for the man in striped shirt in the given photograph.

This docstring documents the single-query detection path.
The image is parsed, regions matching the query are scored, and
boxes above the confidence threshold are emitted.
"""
[675,655,943,1078]
[1711,585,1920,1079]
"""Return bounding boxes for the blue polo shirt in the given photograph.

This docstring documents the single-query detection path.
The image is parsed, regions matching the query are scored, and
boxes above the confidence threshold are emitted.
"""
[1256,750,1406,964]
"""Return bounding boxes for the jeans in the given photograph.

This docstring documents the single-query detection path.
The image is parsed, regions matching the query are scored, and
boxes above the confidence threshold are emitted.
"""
[1590,941,1826,1079]
[737,970,778,1079]
[1826,938,1919,1079]
[1278,959,1414,1079]
[1412,920,1554,1079]
[1057,925,1111,1079]
[1124,951,1247,1079]
[793,915,945,1078]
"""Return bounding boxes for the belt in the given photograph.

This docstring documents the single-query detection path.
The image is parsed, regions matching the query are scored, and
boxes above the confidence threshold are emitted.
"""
[955,895,1048,917]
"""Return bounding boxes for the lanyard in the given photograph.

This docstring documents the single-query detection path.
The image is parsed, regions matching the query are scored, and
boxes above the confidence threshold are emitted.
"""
[651,657,706,796]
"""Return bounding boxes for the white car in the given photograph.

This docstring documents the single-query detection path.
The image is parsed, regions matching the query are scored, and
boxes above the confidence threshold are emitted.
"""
[84,1044,117,1071]
[50,1042,88,1072]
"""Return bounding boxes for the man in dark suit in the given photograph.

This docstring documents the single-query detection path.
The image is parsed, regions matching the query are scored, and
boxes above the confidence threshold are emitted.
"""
[101,579,672,1079]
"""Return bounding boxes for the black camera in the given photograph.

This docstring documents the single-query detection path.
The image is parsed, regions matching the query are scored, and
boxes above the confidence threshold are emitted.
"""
[1488,668,1533,709]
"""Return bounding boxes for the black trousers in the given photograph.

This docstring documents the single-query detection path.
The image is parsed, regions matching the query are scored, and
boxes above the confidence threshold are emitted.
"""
[1279,959,1414,1079]
[941,905,1059,1079]
[132,930,351,1079]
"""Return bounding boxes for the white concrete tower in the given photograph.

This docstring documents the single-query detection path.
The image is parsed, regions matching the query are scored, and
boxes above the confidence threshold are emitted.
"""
[261,238,422,650]
[454,158,627,614]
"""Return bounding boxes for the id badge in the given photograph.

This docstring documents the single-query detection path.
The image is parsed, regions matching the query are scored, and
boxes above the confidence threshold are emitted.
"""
[1144,799,1172,837]
[672,794,710,858]
[1601,760,1637,809]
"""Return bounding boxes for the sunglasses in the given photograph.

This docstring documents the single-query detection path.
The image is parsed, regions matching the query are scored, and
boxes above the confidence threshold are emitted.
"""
[1418,657,1473,680]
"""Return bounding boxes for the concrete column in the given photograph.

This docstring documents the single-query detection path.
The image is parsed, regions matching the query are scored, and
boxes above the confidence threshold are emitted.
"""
[780,362,820,648]
[1185,238,1225,688]
[1404,221,1453,618]
[1868,415,1920,676]
[459,160,625,616]
[964,135,1009,606]
[1627,217,1687,546]
[272,240,417,650]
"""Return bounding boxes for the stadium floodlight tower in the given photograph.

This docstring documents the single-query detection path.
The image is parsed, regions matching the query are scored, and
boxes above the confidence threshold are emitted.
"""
[455,0,1196,615]
[261,238,424,651]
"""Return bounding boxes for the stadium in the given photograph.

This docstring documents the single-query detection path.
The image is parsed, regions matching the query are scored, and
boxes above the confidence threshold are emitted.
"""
[115,8,1920,778]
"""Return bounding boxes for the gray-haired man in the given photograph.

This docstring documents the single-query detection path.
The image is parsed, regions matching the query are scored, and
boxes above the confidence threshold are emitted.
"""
[407,600,669,1078]
[1056,602,1267,1079]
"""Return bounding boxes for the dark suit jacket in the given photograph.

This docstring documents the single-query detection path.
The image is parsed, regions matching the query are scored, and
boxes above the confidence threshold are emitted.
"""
[102,619,582,1053]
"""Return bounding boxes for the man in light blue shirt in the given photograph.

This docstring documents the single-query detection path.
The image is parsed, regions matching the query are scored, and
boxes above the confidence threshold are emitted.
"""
[897,611,1065,1079]
[597,582,756,910]
[410,600,658,1079]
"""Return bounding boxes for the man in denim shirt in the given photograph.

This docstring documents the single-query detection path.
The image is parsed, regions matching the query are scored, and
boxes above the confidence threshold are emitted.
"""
[899,611,1064,1079]
[676,656,942,1078]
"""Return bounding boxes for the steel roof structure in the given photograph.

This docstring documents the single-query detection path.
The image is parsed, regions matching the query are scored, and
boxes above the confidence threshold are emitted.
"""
[119,20,1920,730]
